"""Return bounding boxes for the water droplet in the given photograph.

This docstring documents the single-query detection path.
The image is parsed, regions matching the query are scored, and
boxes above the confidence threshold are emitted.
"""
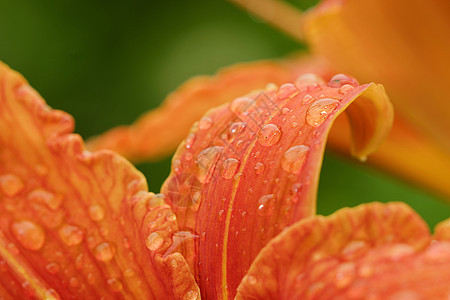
[195,146,224,183]
[44,288,61,300]
[146,232,164,251]
[107,278,123,292]
[0,174,24,196]
[254,162,265,175]
[230,97,253,114]
[424,241,450,264]
[93,242,116,262]
[148,193,167,208]
[184,289,199,300]
[341,240,368,260]
[257,194,276,216]
[45,262,60,274]
[306,98,340,127]
[301,94,315,105]
[357,263,374,278]
[28,189,63,210]
[339,84,355,94]
[221,158,240,179]
[227,122,246,140]
[87,273,96,285]
[75,253,84,270]
[277,83,298,100]
[281,145,309,174]
[199,116,213,130]
[123,268,136,278]
[387,243,415,260]
[185,133,196,149]
[59,224,84,246]
[11,220,45,251]
[247,275,257,285]
[328,74,358,88]
[88,204,105,221]
[257,124,281,147]
[166,212,177,222]
[334,262,356,288]
[173,159,182,173]
[295,73,324,90]
[69,277,79,288]
[291,121,298,128]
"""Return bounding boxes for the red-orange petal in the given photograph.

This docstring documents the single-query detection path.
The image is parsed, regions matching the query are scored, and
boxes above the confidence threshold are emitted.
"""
[87,56,331,162]
[236,202,450,299]
[303,0,450,152]
[161,74,392,298]
[0,62,199,299]
[328,111,450,199]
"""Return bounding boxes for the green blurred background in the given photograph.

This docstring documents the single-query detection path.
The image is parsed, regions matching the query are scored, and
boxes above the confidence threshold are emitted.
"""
[0,0,448,227]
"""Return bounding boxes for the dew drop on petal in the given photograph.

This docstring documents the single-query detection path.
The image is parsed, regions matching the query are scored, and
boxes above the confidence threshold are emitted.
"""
[258,124,281,147]
[148,193,167,208]
[184,289,199,300]
[254,162,265,175]
[28,189,63,210]
[277,83,298,100]
[334,262,356,289]
[146,232,164,251]
[257,194,276,216]
[295,73,324,90]
[45,262,60,274]
[93,242,116,262]
[230,97,253,114]
[281,145,309,174]
[386,243,415,260]
[199,116,213,130]
[69,277,79,288]
[306,98,340,127]
[185,133,196,149]
[123,268,136,278]
[88,204,105,221]
[247,275,257,285]
[221,158,240,179]
[227,122,246,141]
[44,288,61,300]
[328,74,358,88]
[107,278,123,292]
[302,94,316,105]
[11,220,45,251]
[59,224,84,246]
[195,146,224,183]
[0,174,24,196]
[339,84,355,94]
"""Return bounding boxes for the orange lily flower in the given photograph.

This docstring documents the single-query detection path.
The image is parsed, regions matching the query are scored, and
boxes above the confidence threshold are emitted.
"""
[1,60,450,299]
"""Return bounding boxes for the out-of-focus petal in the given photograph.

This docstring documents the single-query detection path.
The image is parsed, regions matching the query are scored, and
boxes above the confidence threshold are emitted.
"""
[87,56,331,162]
[303,0,450,152]
[0,62,199,299]
[161,74,392,298]
[435,218,450,241]
[328,111,450,198]
[237,202,450,299]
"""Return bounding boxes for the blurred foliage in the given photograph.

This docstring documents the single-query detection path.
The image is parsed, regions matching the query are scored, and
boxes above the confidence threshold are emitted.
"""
[0,0,448,227]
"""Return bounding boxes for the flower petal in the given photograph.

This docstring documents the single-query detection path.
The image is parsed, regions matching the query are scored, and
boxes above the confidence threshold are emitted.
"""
[303,0,450,152]
[328,111,450,198]
[236,202,450,299]
[435,218,450,241]
[0,62,199,299]
[161,74,392,298]
[87,57,330,162]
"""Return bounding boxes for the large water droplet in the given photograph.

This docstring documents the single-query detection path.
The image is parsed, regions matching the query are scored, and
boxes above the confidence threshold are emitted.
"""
[88,204,105,221]
[281,145,310,174]
[93,242,116,262]
[59,224,84,246]
[28,189,63,210]
[230,97,253,114]
[257,194,276,216]
[199,116,213,130]
[11,220,45,251]
[195,146,224,183]
[277,83,298,100]
[306,98,340,127]
[254,162,265,175]
[146,232,164,251]
[328,74,358,88]
[0,173,24,196]
[257,124,281,147]
[227,122,246,141]
[221,158,240,179]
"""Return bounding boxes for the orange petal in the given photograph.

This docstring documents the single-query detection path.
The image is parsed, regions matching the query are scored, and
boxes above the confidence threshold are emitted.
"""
[435,218,450,241]
[328,111,450,198]
[161,74,392,298]
[0,62,199,299]
[236,202,450,299]
[303,0,450,152]
[87,56,331,162]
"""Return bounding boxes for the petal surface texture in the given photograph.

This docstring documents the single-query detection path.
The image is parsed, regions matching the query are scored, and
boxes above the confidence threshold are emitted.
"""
[87,57,330,162]
[0,62,199,299]
[236,202,450,299]
[161,74,393,298]
[303,0,450,152]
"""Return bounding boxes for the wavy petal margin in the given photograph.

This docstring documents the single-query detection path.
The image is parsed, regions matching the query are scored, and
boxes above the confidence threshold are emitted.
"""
[237,202,450,299]
[0,62,199,299]
[303,0,450,152]
[161,74,392,298]
[87,56,331,162]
